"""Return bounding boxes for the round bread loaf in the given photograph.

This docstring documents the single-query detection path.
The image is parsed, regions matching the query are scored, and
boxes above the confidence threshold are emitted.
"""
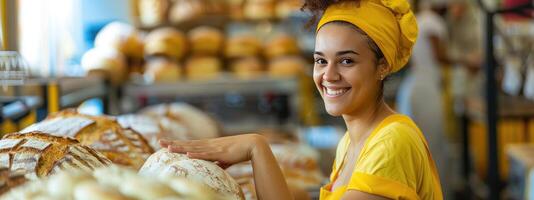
[143,58,182,83]
[185,56,222,80]
[81,47,127,86]
[188,26,225,55]
[139,149,244,200]
[21,110,154,169]
[94,22,144,59]
[145,27,187,60]
[0,132,111,180]
[139,0,169,27]
[225,35,262,58]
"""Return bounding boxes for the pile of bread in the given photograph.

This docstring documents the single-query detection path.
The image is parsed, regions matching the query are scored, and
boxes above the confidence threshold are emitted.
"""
[82,20,308,85]
[0,103,323,199]
[138,0,303,27]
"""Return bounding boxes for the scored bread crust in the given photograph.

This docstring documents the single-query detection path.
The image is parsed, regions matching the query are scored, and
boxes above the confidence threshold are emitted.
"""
[21,110,154,169]
[139,149,244,200]
[0,131,111,179]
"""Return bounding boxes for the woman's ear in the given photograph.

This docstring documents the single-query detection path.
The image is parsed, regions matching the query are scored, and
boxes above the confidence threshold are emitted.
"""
[377,58,391,80]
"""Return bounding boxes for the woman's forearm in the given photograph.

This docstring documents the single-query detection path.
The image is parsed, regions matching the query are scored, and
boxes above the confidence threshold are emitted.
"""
[251,136,293,200]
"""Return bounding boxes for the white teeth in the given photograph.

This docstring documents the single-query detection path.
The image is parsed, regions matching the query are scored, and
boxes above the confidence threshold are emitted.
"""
[325,88,348,96]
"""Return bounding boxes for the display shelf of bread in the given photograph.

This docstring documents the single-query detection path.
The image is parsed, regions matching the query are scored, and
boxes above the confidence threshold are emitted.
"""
[1,165,224,200]
[139,148,244,200]
[20,110,154,169]
[0,131,112,180]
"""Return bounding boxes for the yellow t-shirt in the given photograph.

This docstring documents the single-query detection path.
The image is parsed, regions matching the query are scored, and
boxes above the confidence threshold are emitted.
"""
[320,114,443,200]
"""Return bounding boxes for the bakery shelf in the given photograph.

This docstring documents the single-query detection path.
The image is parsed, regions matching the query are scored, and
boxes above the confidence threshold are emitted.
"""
[3,76,109,119]
[123,76,298,97]
[0,96,42,121]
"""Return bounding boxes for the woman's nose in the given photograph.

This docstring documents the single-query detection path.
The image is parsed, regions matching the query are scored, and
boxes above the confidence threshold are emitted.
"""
[323,64,341,81]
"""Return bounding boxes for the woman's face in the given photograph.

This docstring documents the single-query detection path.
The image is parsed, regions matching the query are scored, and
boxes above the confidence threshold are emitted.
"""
[313,23,384,117]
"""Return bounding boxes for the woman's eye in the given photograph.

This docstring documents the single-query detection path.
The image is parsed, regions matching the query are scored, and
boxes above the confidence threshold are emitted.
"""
[315,58,327,65]
[340,58,354,65]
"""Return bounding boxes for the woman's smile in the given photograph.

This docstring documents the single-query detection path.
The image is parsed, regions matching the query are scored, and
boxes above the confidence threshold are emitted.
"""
[322,81,352,98]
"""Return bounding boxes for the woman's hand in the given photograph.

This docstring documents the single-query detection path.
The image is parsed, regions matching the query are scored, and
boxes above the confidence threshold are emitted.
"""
[159,134,267,168]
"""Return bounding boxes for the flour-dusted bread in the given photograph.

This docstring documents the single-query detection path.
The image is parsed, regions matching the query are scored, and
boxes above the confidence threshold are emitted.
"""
[21,110,154,169]
[139,149,244,200]
[1,165,220,200]
[0,131,111,180]
[117,114,189,150]
[139,103,220,140]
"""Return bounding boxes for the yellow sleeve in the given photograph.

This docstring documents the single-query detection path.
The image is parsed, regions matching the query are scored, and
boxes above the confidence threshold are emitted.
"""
[347,122,426,200]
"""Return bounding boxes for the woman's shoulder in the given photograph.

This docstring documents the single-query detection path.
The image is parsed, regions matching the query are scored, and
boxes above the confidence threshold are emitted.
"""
[366,114,428,155]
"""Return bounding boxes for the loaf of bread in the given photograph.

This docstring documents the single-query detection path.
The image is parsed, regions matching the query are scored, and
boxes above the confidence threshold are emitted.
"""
[145,27,188,61]
[185,56,222,80]
[264,34,300,59]
[244,0,275,20]
[139,103,220,139]
[117,114,189,150]
[268,56,307,77]
[169,0,205,24]
[81,47,127,86]
[188,26,225,56]
[225,35,262,58]
[230,57,265,79]
[94,22,144,59]
[21,110,154,169]
[143,58,182,83]
[139,0,169,27]
[0,131,111,180]
[1,166,221,200]
[139,149,244,200]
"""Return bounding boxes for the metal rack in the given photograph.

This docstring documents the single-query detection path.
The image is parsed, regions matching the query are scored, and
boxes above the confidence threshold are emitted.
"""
[471,1,533,199]
[3,76,108,121]
[122,75,300,133]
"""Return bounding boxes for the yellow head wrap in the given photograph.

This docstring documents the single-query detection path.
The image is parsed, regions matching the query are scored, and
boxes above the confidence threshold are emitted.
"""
[317,0,418,73]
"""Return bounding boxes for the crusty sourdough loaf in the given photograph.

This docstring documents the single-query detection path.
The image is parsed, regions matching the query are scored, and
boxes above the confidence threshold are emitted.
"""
[0,131,111,180]
[139,103,220,140]
[139,149,244,200]
[116,114,189,150]
[21,110,154,169]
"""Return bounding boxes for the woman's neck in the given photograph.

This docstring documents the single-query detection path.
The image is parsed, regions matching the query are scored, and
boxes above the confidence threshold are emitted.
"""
[342,99,395,144]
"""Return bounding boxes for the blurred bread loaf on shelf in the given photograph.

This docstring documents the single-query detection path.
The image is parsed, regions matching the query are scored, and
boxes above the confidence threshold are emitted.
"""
[230,57,265,79]
[145,27,188,60]
[139,148,244,200]
[143,58,182,83]
[264,34,300,59]
[188,26,225,56]
[81,47,127,86]
[268,56,307,77]
[185,56,222,80]
[94,22,144,59]
[169,0,205,24]
[0,131,111,180]
[225,35,262,58]
[21,110,154,169]
[138,0,170,27]
[244,0,276,20]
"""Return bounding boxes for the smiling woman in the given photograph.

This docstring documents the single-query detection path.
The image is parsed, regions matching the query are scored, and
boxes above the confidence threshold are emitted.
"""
[161,0,443,199]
